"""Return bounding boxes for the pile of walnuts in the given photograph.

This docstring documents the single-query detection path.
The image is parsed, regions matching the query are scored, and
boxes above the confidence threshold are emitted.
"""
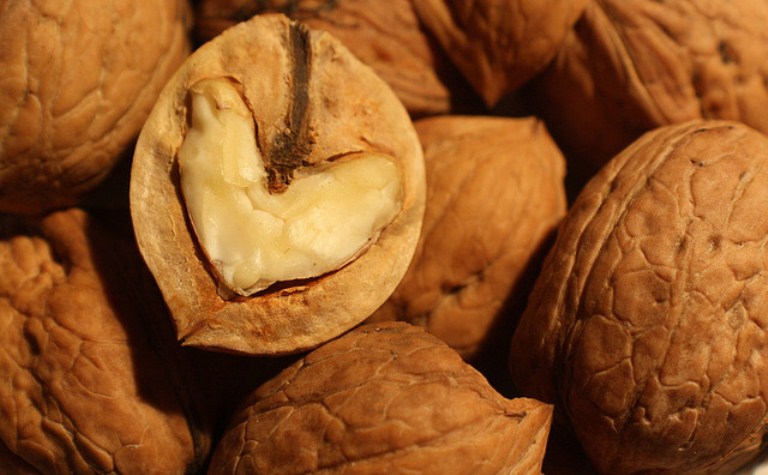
[2,1,768,473]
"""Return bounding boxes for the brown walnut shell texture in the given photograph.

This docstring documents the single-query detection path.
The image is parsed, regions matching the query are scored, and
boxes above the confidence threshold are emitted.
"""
[369,115,566,361]
[412,0,588,107]
[529,0,768,177]
[208,321,553,475]
[130,14,426,356]
[194,0,479,117]
[0,208,210,474]
[509,120,768,474]
[0,0,190,215]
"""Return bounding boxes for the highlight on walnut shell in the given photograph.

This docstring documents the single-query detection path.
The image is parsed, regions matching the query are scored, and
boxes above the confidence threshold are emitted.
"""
[368,115,567,361]
[0,208,211,474]
[509,120,768,474]
[130,14,426,355]
[527,0,768,177]
[208,321,553,474]
[0,0,190,215]
[412,0,588,107]
[193,0,480,117]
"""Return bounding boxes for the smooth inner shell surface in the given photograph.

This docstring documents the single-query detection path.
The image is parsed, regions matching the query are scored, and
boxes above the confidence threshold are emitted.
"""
[130,14,425,355]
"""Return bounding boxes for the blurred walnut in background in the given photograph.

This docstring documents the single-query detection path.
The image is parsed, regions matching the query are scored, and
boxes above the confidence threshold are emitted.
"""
[528,0,768,180]
[412,0,588,107]
[193,0,482,117]
[369,116,566,365]
[0,0,190,215]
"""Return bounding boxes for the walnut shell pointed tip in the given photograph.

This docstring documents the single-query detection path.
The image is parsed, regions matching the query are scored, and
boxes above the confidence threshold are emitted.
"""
[130,14,426,356]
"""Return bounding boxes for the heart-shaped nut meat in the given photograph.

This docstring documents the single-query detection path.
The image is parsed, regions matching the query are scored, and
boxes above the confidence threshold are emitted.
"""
[130,14,426,355]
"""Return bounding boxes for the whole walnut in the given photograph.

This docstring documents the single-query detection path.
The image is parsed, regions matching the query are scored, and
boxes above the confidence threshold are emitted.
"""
[510,120,768,474]
[412,0,588,107]
[193,0,481,117]
[528,0,768,178]
[0,208,211,473]
[0,0,190,215]
[209,321,553,474]
[369,116,566,362]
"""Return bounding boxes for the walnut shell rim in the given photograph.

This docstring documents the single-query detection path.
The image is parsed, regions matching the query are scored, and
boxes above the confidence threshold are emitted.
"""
[130,14,426,356]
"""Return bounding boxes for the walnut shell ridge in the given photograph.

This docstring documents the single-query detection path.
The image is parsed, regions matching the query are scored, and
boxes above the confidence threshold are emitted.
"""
[510,120,768,474]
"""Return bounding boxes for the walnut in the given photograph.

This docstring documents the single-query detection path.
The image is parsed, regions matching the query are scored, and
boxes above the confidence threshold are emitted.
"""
[0,0,190,215]
[509,120,768,474]
[528,0,768,178]
[369,116,566,362]
[193,0,480,117]
[208,321,553,474]
[130,14,426,355]
[0,208,210,473]
[412,0,588,107]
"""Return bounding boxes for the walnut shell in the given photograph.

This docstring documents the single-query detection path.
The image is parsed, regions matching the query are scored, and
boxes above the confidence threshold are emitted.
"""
[369,116,566,361]
[529,0,768,176]
[130,14,426,355]
[0,0,190,215]
[509,120,768,474]
[208,321,553,474]
[0,208,210,473]
[412,0,588,107]
[193,0,480,117]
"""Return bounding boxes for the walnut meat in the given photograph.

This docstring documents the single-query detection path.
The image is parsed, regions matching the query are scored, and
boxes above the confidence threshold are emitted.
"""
[369,116,566,361]
[0,0,190,215]
[0,209,210,474]
[509,121,768,474]
[194,0,480,117]
[412,0,588,107]
[529,0,768,175]
[130,14,426,355]
[208,322,553,474]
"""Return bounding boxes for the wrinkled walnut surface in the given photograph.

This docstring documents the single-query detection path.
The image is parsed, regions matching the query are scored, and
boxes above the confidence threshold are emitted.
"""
[209,322,552,474]
[0,208,209,474]
[412,0,587,107]
[529,0,768,175]
[194,0,479,117]
[369,116,566,361]
[0,0,190,215]
[510,120,768,474]
[130,14,426,355]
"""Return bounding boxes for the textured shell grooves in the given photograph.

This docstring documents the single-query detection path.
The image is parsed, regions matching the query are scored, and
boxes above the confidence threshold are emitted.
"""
[553,124,715,421]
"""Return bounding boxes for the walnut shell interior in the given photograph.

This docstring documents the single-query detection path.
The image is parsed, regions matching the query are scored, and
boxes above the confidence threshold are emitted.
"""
[130,14,426,355]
